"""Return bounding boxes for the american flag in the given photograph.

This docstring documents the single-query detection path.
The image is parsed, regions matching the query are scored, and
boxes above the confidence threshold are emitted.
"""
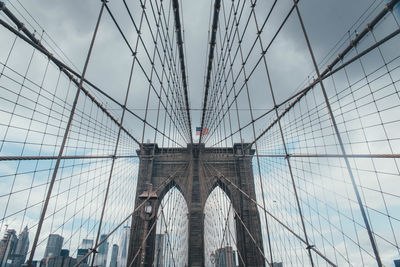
[196,127,209,135]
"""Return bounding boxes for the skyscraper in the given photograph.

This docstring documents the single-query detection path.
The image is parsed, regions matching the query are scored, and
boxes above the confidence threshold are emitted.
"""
[45,249,77,267]
[215,246,235,267]
[44,234,64,258]
[95,235,108,267]
[0,229,18,267]
[60,249,69,257]
[77,249,89,267]
[62,256,77,267]
[118,226,130,267]
[98,235,108,255]
[81,239,93,250]
[80,239,93,265]
[109,244,118,267]
[11,226,29,267]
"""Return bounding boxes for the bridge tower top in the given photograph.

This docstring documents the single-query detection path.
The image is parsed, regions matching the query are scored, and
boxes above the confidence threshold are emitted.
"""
[136,142,255,157]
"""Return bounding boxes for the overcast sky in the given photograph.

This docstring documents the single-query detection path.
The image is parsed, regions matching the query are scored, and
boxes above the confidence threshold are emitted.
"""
[1,0,399,265]
[1,0,385,145]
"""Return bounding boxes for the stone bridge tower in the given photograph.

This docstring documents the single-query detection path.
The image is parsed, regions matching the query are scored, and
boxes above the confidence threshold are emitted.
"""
[127,143,265,267]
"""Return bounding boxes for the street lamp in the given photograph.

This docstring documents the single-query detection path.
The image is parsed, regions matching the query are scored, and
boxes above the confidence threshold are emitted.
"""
[139,184,157,220]
[144,202,153,215]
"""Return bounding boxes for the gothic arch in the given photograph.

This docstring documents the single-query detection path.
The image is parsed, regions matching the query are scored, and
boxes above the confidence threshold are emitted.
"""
[128,143,265,267]
[157,179,188,208]
[155,185,189,267]
[204,184,237,267]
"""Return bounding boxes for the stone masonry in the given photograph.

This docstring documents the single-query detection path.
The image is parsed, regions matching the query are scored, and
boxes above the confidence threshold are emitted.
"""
[127,143,265,267]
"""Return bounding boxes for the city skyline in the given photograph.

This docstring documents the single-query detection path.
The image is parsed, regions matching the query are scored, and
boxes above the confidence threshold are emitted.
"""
[0,0,399,265]
[0,227,126,267]
[0,225,29,267]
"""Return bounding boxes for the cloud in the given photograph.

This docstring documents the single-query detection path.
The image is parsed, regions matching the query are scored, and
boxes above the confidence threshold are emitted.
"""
[1,0,400,265]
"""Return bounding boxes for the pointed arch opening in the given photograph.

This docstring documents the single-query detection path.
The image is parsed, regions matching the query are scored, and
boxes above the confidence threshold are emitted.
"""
[154,186,188,266]
[204,185,238,267]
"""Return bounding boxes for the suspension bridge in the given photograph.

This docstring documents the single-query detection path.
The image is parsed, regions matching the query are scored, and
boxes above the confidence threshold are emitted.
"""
[0,0,400,266]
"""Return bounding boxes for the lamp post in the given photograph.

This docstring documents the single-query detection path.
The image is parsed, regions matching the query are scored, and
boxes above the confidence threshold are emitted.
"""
[138,184,157,267]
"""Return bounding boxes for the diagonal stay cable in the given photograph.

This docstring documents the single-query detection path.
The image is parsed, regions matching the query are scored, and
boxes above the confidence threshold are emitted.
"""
[128,184,176,267]
[201,158,268,265]
[25,1,107,264]
[0,8,144,145]
[129,160,192,267]
[199,0,221,144]
[172,0,193,143]
[120,0,192,142]
[73,161,190,267]
[205,0,400,147]
[0,2,185,148]
[202,160,338,267]
[231,204,269,266]
[245,0,400,150]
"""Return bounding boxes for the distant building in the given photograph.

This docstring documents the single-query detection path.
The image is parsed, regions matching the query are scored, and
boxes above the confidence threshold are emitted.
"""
[118,226,130,267]
[272,263,283,267]
[81,239,93,250]
[29,260,41,267]
[11,226,29,267]
[45,250,76,267]
[60,249,69,258]
[10,254,25,267]
[98,235,108,255]
[77,249,89,267]
[109,244,118,267]
[154,234,165,267]
[62,256,77,267]
[80,239,93,265]
[44,234,63,258]
[0,229,18,267]
[215,246,235,267]
[77,248,88,263]
[95,235,108,267]
[46,255,64,267]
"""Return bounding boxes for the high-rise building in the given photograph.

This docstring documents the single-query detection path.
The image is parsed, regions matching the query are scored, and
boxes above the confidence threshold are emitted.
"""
[45,249,76,267]
[46,255,64,267]
[77,249,89,267]
[215,246,235,267]
[100,235,109,267]
[109,244,118,267]
[60,249,69,257]
[80,239,93,265]
[11,226,29,267]
[0,229,18,267]
[98,235,108,255]
[95,235,108,267]
[81,239,93,250]
[10,254,24,267]
[154,234,165,267]
[44,234,64,258]
[62,256,77,267]
[118,226,130,267]
[29,260,40,267]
